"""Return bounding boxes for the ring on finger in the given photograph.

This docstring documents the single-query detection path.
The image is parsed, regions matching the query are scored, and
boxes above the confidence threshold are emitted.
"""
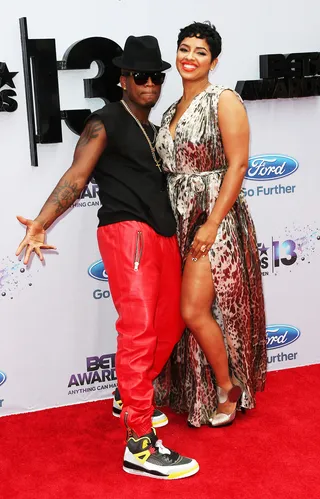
[200,245,207,253]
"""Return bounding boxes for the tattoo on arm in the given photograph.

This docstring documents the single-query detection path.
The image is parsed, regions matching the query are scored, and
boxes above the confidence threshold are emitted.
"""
[50,180,82,216]
[77,119,103,148]
[37,119,104,225]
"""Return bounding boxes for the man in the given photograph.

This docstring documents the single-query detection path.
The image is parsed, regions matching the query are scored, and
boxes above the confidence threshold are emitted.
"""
[16,35,199,480]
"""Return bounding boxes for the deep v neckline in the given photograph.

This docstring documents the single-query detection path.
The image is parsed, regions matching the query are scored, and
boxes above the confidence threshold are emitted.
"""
[168,83,212,141]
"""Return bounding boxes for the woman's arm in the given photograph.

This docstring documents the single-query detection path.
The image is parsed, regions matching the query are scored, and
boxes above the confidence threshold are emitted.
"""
[191,91,249,259]
[208,90,249,225]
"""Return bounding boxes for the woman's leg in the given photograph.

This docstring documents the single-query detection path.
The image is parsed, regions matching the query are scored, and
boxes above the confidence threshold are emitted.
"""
[181,253,236,415]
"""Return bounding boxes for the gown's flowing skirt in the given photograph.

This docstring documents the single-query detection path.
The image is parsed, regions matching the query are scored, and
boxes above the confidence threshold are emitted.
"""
[155,170,267,426]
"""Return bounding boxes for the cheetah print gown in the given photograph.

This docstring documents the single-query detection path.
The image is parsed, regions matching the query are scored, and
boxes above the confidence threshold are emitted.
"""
[155,84,267,426]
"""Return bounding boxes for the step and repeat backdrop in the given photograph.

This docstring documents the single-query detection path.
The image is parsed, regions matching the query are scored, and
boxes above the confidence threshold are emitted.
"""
[0,0,319,416]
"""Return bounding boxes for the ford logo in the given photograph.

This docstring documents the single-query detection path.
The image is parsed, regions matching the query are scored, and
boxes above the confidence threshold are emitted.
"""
[0,371,7,387]
[266,325,300,350]
[88,260,108,282]
[245,155,299,181]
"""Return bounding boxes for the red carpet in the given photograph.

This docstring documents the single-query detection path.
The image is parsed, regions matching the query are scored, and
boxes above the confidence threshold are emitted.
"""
[1,365,320,499]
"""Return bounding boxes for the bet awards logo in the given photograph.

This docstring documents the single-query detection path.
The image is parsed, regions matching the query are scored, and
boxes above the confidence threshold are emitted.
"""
[73,182,100,209]
[258,225,320,276]
[258,239,297,276]
[236,52,320,100]
[68,354,117,396]
[0,62,18,112]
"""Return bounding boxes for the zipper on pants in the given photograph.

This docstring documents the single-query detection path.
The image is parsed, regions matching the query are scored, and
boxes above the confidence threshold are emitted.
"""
[124,411,132,441]
[133,231,143,271]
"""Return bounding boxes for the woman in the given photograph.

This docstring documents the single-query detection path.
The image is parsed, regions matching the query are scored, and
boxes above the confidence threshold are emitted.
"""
[155,22,267,427]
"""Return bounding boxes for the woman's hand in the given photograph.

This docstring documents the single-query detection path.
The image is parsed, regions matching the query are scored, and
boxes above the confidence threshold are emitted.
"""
[190,220,219,260]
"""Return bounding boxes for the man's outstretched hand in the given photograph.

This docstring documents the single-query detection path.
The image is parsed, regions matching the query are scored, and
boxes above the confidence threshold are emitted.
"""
[15,216,56,265]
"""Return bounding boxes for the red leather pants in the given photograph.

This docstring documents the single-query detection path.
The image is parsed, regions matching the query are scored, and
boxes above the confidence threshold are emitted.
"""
[97,221,184,436]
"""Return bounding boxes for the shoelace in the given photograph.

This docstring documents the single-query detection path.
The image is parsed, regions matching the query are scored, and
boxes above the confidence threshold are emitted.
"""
[155,439,171,455]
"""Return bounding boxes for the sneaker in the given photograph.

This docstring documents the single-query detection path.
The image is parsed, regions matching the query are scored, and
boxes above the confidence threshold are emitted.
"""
[123,428,199,480]
[113,388,168,428]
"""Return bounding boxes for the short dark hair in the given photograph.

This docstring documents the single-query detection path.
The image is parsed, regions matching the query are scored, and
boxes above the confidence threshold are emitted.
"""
[177,21,222,61]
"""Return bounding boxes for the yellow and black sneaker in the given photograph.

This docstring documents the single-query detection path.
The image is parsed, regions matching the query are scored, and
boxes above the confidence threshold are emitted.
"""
[123,428,199,480]
[113,388,168,428]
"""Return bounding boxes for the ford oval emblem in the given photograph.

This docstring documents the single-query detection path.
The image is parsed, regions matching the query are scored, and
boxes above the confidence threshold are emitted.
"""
[88,260,108,282]
[0,371,7,387]
[266,325,301,350]
[245,155,299,181]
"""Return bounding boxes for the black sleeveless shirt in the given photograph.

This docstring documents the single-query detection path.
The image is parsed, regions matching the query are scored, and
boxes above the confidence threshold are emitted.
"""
[89,102,176,237]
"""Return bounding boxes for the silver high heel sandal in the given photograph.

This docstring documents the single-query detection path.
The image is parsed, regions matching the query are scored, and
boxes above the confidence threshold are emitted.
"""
[209,385,242,428]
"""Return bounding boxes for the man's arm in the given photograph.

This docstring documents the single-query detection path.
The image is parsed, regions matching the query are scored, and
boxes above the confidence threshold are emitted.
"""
[36,119,106,228]
[16,118,107,264]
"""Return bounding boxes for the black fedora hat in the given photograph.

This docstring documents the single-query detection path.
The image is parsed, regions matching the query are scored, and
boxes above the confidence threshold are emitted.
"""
[113,35,171,72]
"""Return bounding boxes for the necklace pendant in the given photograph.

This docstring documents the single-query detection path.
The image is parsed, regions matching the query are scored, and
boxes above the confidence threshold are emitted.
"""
[121,99,161,172]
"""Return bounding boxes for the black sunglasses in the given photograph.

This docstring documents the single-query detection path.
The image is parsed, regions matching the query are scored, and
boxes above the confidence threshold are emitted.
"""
[122,71,166,86]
